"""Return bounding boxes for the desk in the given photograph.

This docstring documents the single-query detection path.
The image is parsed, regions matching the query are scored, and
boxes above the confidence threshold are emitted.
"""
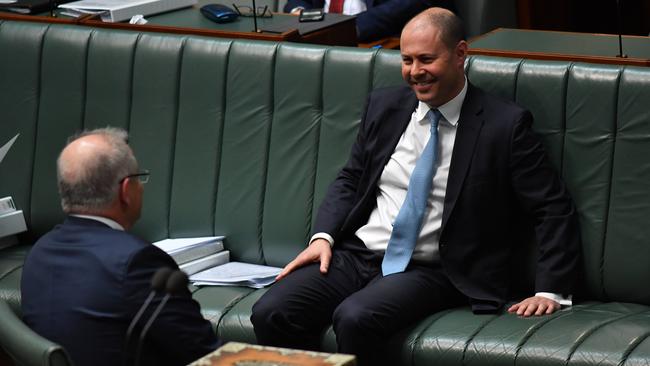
[469,28,650,67]
[190,342,356,366]
[0,6,357,46]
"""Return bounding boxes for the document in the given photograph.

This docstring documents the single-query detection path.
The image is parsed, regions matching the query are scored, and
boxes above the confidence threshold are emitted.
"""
[153,236,225,265]
[190,262,282,289]
[59,0,196,22]
[0,134,19,164]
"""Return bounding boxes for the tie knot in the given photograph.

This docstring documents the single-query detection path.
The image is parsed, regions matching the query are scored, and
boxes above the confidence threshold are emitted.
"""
[427,109,442,130]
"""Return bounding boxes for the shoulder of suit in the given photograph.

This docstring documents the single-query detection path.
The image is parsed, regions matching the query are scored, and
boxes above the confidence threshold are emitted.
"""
[467,83,529,117]
[368,85,414,105]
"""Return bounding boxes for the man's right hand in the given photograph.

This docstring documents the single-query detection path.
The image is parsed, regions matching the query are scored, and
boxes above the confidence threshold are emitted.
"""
[275,239,332,281]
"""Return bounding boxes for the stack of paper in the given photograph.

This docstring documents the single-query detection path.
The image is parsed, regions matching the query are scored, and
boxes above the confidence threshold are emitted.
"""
[0,196,27,250]
[58,0,196,22]
[190,262,282,289]
[153,236,228,275]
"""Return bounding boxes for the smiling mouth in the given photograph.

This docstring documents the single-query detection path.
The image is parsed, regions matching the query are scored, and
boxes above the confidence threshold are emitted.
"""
[410,78,435,87]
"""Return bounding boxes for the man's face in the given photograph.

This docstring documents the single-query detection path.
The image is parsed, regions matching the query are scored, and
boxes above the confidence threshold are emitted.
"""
[400,24,467,107]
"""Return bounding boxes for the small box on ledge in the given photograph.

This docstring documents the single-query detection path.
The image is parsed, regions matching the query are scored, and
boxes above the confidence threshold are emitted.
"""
[190,342,356,366]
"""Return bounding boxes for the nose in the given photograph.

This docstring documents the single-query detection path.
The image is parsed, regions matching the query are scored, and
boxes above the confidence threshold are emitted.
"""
[410,61,424,77]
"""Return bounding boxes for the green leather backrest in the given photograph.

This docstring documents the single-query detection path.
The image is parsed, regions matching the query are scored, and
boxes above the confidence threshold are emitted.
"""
[2,20,650,305]
[0,300,72,366]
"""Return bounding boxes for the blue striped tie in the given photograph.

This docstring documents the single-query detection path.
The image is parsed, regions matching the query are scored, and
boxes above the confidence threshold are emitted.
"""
[382,109,442,276]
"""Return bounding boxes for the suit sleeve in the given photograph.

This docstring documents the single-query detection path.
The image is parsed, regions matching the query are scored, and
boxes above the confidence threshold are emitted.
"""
[311,95,373,240]
[356,0,454,42]
[508,111,582,296]
[125,246,219,365]
[283,0,322,12]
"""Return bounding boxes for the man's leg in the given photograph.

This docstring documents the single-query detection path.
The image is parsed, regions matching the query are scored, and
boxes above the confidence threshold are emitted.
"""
[332,263,466,366]
[251,249,380,350]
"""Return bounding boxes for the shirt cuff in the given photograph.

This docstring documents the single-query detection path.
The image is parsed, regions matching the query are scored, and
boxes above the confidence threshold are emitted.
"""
[290,6,305,14]
[536,292,572,306]
[310,233,334,247]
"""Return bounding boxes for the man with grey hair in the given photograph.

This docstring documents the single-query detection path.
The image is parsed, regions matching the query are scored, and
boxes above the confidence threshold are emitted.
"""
[21,127,219,366]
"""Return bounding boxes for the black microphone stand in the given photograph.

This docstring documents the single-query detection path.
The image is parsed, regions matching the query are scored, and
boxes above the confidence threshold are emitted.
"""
[252,0,259,33]
[616,0,627,58]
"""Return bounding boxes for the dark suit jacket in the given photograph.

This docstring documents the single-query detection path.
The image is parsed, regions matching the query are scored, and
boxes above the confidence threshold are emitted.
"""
[283,0,454,42]
[313,84,581,311]
[21,216,219,366]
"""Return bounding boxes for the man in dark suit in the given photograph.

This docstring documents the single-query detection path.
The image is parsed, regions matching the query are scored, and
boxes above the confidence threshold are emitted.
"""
[252,7,581,366]
[284,0,453,42]
[21,128,219,366]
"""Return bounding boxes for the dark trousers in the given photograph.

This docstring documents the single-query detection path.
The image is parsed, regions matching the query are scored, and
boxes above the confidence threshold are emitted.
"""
[251,244,467,366]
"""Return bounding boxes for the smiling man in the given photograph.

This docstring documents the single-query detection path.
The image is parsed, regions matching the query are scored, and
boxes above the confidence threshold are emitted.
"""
[252,8,581,366]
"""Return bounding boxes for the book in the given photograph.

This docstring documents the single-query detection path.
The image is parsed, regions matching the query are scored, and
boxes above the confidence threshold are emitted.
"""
[179,250,230,276]
[190,262,282,289]
[189,342,356,366]
[58,0,196,22]
[153,236,224,265]
[0,0,73,14]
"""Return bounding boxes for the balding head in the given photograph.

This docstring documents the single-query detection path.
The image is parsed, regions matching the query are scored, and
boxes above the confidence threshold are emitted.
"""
[403,7,465,51]
[57,127,137,214]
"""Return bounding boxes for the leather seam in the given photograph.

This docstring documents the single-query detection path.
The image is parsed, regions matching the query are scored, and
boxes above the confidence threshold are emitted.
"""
[80,28,93,129]
[259,43,279,265]
[127,32,144,133]
[459,313,498,366]
[513,302,601,364]
[618,313,650,366]
[599,66,622,301]
[213,289,256,337]
[564,308,646,365]
[306,48,327,241]
[29,23,52,228]
[166,36,188,237]
[212,40,233,237]
[409,309,455,366]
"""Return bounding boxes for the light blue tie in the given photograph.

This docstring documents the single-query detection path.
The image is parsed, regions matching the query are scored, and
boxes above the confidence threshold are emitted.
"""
[382,109,442,276]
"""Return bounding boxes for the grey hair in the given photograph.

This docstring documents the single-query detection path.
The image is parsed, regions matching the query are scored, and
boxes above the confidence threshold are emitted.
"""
[57,127,138,213]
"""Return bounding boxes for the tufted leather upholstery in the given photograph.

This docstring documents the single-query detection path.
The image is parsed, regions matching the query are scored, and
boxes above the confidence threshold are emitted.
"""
[1,20,650,365]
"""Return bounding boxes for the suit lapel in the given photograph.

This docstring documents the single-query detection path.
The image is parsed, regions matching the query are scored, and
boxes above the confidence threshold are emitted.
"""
[441,84,485,231]
[367,91,418,189]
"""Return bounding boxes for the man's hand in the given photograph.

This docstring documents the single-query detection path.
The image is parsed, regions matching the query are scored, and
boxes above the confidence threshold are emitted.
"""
[508,296,561,317]
[276,239,332,281]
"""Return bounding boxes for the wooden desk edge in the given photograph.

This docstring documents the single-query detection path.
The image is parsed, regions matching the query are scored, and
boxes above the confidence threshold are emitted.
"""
[468,48,650,67]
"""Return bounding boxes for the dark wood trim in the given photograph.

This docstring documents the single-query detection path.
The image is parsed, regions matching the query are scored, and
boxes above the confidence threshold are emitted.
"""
[468,48,650,67]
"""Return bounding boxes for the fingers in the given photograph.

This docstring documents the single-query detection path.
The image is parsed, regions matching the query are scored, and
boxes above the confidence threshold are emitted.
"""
[319,249,332,274]
[507,297,561,317]
[276,241,332,280]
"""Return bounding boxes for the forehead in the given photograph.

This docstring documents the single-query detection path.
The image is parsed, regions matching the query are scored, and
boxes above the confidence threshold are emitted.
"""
[400,24,446,55]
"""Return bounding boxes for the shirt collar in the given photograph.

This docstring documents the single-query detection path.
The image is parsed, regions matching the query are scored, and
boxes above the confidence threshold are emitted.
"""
[70,214,125,231]
[414,76,468,127]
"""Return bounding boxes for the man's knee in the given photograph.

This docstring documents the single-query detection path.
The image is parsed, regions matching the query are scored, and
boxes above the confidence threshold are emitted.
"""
[332,297,378,338]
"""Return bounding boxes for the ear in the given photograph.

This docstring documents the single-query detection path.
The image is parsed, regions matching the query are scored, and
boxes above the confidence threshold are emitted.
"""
[455,40,468,66]
[118,178,132,207]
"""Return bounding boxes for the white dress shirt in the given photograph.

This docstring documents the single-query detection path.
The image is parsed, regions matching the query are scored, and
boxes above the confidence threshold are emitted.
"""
[291,0,367,15]
[71,214,125,231]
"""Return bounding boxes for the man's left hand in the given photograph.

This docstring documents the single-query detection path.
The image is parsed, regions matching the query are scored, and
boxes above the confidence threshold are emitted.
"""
[507,296,560,317]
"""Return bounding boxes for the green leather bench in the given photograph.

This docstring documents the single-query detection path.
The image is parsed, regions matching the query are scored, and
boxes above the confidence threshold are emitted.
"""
[2,20,650,366]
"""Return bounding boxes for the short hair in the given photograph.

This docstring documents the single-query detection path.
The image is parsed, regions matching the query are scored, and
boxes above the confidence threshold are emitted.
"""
[57,127,138,213]
[416,9,466,50]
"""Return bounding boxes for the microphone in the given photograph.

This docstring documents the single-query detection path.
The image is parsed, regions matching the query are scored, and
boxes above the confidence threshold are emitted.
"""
[133,270,189,366]
[123,267,173,366]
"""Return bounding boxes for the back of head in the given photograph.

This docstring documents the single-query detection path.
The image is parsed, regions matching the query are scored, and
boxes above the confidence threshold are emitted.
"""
[57,127,137,215]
